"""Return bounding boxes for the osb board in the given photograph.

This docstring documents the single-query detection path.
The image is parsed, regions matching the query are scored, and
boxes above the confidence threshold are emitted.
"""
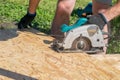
[0,28,120,80]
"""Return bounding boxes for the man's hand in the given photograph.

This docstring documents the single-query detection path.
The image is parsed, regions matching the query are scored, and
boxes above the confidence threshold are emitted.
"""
[18,12,36,29]
[87,13,108,30]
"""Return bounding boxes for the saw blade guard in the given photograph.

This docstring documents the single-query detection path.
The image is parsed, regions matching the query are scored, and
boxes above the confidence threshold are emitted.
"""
[61,24,105,50]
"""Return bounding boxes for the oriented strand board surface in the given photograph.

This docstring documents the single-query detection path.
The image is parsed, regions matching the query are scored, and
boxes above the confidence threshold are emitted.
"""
[0,28,120,80]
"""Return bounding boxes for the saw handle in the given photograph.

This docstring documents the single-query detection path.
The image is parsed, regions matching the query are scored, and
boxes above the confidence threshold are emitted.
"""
[61,18,87,32]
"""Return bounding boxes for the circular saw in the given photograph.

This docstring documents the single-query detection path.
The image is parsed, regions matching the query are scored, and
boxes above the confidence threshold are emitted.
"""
[52,24,106,54]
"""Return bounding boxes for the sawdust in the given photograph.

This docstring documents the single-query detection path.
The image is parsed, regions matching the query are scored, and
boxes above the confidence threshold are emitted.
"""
[0,28,120,80]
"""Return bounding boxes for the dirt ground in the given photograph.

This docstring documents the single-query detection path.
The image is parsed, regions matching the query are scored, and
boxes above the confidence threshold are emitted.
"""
[0,28,120,80]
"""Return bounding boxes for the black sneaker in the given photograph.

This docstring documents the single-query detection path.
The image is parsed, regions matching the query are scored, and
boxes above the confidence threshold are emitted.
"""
[18,12,36,29]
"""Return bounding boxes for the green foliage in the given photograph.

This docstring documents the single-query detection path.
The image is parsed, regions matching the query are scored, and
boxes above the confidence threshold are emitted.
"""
[107,16,120,53]
[0,0,119,53]
[0,0,27,22]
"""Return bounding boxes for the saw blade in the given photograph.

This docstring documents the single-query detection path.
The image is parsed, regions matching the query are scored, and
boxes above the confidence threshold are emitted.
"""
[71,37,91,51]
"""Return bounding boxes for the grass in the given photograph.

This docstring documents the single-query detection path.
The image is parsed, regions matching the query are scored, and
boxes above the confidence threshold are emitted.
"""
[107,16,120,53]
[0,0,120,53]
